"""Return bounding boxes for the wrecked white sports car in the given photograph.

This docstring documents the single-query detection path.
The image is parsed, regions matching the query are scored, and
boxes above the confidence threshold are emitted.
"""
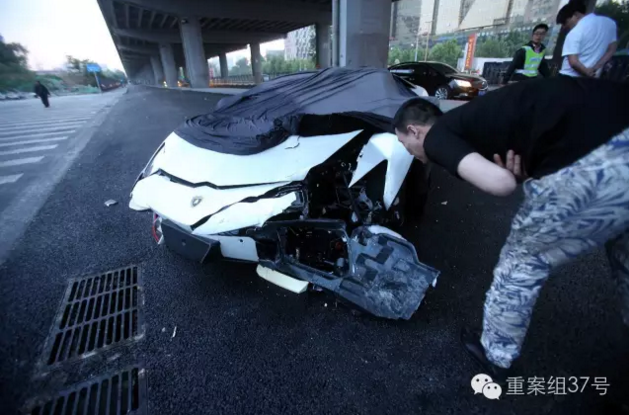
[130,67,439,319]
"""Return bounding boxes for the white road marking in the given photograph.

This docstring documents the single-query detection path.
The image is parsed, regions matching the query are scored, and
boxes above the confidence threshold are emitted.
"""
[0,121,85,133]
[0,126,77,139]
[0,145,58,156]
[0,137,68,148]
[0,174,23,185]
[0,156,44,167]
[0,118,89,128]
[0,131,75,142]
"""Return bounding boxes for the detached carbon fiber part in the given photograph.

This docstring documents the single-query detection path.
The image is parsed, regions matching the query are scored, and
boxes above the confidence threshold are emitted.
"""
[261,224,439,320]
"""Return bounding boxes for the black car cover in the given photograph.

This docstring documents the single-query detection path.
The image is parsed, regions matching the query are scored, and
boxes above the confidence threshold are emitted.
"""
[175,67,430,155]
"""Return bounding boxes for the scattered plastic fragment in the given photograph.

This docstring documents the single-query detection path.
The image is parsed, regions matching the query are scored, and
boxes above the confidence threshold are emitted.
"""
[104,199,118,207]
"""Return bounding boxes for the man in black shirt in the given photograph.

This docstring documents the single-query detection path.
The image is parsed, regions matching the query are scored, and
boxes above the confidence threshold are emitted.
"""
[34,81,51,108]
[393,76,629,376]
[503,24,551,84]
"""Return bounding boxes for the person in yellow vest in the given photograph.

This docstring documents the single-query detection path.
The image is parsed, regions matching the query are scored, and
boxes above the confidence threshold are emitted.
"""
[502,24,551,84]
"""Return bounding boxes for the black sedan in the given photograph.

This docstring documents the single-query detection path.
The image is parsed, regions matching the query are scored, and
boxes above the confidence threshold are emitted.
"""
[389,61,489,100]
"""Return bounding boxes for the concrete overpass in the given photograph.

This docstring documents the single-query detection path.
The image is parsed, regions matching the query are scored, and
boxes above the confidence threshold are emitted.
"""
[97,0,396,87]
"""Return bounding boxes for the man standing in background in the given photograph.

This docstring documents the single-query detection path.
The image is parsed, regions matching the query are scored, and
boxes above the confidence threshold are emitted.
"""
[33,80,50,108]
[503,24,551,84]
[557,0,618,78]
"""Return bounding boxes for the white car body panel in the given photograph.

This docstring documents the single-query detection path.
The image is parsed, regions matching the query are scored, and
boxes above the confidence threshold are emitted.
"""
[151,130,363,187]
[349,133,415,209]
[193,192,297,235]
[411,85,428,97]
[129,174,289,227]
[209,235,259,261]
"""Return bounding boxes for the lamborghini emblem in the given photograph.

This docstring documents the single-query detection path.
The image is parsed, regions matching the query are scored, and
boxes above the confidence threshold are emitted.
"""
[191,196,203,207]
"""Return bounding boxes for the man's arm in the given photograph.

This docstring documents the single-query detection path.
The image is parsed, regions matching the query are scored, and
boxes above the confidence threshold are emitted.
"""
[567,55,595,77]
[503,48,525,84]
[593,41,618,72]
[538,57,551,78]
[457,153,517,197]
[562,29,594,76]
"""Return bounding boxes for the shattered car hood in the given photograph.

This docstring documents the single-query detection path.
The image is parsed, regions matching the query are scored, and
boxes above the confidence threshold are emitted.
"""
[149,129,363,187]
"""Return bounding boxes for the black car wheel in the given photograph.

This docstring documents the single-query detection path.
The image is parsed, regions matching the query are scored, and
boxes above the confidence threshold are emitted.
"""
[434,86,451,100]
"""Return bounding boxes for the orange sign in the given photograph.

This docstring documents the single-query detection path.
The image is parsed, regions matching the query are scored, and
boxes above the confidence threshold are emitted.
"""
[464,33,477,71]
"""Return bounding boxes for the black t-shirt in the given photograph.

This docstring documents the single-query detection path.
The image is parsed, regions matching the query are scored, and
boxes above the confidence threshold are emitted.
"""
[424,76,629,179]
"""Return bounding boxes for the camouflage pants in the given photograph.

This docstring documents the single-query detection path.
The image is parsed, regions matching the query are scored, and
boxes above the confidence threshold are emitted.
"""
[481,127,629,369]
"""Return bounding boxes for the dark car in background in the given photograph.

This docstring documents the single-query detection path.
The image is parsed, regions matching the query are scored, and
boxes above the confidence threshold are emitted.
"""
[389,61,489,100]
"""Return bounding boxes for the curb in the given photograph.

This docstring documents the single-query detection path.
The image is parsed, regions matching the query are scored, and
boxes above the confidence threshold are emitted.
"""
[141,84,247,96]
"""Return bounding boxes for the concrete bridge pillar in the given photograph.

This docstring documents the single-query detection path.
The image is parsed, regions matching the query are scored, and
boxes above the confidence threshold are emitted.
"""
[336,0,391,68]
[159,43,178,88]
[316,22,331,69]
[179,17,210,88]
[250,42,263,84]
[150,55,164,86]
[219,53,229,78]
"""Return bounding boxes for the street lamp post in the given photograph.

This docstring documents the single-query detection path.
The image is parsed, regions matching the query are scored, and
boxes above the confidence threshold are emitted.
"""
[414,20,421,61]
[424,20,434,62]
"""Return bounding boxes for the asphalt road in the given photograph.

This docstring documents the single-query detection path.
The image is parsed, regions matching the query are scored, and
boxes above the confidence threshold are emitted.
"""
[0,86,627,415]
[0,91,124,262]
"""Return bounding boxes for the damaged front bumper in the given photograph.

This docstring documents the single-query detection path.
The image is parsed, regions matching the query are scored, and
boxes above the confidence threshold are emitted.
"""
[162,218,439,320]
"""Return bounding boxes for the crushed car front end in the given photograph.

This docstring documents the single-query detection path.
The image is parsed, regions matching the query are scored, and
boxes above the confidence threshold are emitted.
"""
[130,129,439,320]
[130,67,441,320]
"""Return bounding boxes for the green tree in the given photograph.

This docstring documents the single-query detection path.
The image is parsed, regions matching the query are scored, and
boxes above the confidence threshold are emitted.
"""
[65,55,99,86]
[428,39,463,68]
[503,30,532,56]
[262,56,315,75]
[596,1,629,49]
[388,47,416,65]
[263,55,286,74]
[475,38,510,58]
[230,57,251,76]
[308,28,316,63]
[475,30,536,59]
[0,39,35,91]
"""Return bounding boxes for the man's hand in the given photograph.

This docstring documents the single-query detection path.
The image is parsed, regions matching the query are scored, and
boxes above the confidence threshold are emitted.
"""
[493,150,528,181]
[584,67,597,77]
[567,55,596,78]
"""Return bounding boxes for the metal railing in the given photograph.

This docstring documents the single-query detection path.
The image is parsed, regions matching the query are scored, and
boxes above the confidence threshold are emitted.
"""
[208,72,300,87]
[209,74,255,87]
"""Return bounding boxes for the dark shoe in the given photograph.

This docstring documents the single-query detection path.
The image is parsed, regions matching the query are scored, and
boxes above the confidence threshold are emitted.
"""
[461,327,509,383]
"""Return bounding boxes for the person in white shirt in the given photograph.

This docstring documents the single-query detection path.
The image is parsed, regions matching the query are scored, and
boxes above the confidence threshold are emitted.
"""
[556,0,618,78]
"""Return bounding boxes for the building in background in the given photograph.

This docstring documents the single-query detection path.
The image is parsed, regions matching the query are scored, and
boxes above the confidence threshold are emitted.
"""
[284,26,314,60]
[390,0,566,43]
[524,0,564,24]
[390,0,421,48]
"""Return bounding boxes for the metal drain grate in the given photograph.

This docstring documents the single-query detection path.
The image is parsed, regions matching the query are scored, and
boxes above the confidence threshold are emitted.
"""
[45,266,143,365]
[28,367,146,415]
